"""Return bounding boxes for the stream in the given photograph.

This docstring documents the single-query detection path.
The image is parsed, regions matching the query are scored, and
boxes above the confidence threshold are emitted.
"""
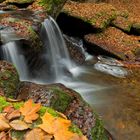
[0,11,140,140]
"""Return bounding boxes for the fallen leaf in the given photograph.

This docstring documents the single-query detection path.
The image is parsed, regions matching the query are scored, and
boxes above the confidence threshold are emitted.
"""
[39,112,86,140]
[6,98,22,103]
[0,114,10,131]
[24,128,53,140]
[57,111,67,119]
[20,99,41,123]
[0,131,6,140]
[10,120,29,130]
[6,110,21,121]
[3,106,14,114]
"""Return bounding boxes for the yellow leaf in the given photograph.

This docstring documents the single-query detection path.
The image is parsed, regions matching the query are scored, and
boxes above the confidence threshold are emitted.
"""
[24,128,53,140]
[20,99,41,123]
[10,120,29,130]
[0,114,10,131]
[39,112,88,140]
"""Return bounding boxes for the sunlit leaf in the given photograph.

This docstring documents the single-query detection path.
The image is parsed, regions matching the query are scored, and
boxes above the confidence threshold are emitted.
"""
[0,114,10,131]
[20,99,41,123]
[10,120,29,130]
[24,128,53,140]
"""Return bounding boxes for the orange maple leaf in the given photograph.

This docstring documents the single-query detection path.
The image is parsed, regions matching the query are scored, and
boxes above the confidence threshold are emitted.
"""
[20,99,41,123]
[39,112,87,140]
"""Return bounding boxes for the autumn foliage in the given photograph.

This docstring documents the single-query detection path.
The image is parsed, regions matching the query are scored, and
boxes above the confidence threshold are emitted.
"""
[0,98,87,140]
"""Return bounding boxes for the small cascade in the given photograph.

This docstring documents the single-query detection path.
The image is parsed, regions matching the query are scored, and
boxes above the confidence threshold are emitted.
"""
[41,16,73,81]
[1,41,29,81]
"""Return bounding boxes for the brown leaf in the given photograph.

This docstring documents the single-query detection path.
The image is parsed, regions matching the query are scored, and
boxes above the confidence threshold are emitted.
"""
[0,132,7,140]
[6,98,22,103]
[6,110,21,121]
[0,131,12,140]
[20,99,41,123]
[10,120,29,130]
[24,128,53,140]
[3,106,14,114]
[0,114,10,131]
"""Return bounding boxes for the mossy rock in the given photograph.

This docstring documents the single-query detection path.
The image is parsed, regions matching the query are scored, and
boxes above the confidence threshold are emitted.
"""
[84,27,140,61]
[111,16,132,32]
[17,82,111,140]
[62,1,118,30]
[5,0,34,4]
[27,0,67,18]
[0,14,43,51]
[0,95,85,139]
[0,61,19,98]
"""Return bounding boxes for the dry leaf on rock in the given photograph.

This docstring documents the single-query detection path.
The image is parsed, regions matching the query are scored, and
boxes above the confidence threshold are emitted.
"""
[20,99,41,123]
[3,106,14,114]
[24,128,53,140]
[6,110,21,121]
[39,112,81,140]
[57,111,67,119]
[0,131,7,140]
[10,120,29,130]
[0,114,10,131]
[6,98,22,103]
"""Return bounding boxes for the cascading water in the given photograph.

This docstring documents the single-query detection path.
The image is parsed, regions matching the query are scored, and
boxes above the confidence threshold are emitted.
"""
[41,16,73,81]
[1,41,29,81]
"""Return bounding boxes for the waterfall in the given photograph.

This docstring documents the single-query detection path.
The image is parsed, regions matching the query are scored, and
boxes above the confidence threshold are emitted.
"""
[41,16,73,81]
[1,41,29,81]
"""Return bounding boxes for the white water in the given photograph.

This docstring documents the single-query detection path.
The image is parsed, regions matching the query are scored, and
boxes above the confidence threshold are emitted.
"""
[1,42,29,81]
[42,16,73,81]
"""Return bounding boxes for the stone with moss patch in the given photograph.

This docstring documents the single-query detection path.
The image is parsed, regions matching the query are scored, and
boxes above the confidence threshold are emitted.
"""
[111,16,132,32]
[17,82,110,140]
[5,0,34,4]
[0,61,19,98]
[84,27,140,61]
[62,1,119,30]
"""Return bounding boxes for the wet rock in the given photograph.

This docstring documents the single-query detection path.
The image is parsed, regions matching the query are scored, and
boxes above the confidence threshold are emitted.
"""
[64,35,85,64]
[84,27,140,61]
[62,1,118,30]
[0,60,19,97]
[17,82,109,140]
[0,10,45,51]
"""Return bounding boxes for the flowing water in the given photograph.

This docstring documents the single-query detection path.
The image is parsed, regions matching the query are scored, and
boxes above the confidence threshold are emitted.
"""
[41,16,73,81]
[1,41,29,81]
[1,16,140,140]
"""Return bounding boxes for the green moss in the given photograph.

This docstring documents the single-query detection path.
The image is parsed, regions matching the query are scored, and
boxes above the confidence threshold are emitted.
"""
[69,124,83,136]
[7,0,34,4]
[50,87,73,113]
[38,0,66,16]
[13,102,24,110]
[0,62,19,98]
[11,130,27,140]
[27,26,42,50]
[39,106,60,117]
[0,96,10,112]
[91,114,107,140]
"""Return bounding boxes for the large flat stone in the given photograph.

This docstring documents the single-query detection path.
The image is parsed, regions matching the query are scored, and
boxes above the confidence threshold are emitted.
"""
[84,27,140,61]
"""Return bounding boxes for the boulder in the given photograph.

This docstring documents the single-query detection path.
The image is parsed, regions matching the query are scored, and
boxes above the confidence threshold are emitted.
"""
[0,11,43,51]
[62,1,118,30]
[17,82,110,140]
[0,61,19,97]
[64,35,85,64]
[84,27,140,61]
